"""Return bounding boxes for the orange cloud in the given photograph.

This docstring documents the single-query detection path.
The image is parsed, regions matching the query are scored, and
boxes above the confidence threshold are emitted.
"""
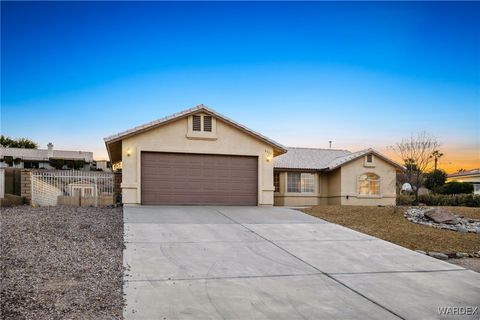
[381,146,480,174]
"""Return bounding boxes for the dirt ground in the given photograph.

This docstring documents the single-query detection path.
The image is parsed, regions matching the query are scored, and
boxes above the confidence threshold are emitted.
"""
[0,205,124,320]
[301,205,480,254]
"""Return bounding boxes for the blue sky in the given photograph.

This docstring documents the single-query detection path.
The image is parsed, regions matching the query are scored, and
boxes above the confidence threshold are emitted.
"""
[1,2,479,170]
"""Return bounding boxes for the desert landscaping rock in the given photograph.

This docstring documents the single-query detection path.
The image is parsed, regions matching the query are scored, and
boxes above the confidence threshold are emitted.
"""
[405,207,480,233]
[424,207,459,224]
[427,252,449,260]
[0,205,124,320]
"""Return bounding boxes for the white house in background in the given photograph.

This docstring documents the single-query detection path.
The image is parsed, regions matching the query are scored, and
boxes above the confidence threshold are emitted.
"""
[0,143,93,170]
[94,160,111,172]
[448,169,480,195]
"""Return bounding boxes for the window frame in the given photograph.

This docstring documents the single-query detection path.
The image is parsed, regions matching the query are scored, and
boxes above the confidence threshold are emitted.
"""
[358,173,380,196]
[300,173,315,193]
[273,172,280,192]
[287,172,315,194]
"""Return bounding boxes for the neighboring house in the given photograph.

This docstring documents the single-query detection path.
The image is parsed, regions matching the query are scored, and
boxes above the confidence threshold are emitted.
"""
[0,143,93,170]
[274,147,403,206]
[448,169,480,195]
[104,105,403,206]
[93,160,111,172]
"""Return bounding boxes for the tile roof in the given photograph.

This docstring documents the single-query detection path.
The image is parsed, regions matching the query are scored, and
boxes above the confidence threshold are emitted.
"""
[274,147,351,170]
[274,147,404,171]
[327,148,374,170]
[104,104,287,154]
[0,147,93,162]
[448,168,480,178]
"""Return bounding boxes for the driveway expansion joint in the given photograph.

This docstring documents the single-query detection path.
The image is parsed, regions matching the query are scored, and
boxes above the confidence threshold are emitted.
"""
[125,272,324,283]
[328,268,467,276]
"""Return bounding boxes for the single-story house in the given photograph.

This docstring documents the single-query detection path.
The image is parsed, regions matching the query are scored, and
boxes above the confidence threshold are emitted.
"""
[448,169,480,195]
[274,147,403,206]
[104,105,403,206]
[0,143,93,170]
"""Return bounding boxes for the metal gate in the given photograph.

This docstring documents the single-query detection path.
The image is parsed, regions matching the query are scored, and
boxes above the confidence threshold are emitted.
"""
[31,170,114,206]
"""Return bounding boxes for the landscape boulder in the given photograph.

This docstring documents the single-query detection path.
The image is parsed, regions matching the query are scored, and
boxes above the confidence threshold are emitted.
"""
[428,252,449,260]
[424,208,459,225]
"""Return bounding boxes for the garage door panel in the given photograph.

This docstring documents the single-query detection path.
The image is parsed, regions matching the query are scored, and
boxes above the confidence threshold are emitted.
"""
[141,152,258,205]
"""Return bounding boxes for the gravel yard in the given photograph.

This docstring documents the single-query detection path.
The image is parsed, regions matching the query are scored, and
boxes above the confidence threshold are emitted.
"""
[0,205,124,320]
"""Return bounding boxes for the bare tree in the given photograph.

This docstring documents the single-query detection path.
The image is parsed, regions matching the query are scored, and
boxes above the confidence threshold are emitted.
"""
[390,132,441,203]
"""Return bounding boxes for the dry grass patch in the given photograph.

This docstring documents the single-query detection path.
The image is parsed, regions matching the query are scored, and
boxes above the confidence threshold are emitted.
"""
[301,205,480,254]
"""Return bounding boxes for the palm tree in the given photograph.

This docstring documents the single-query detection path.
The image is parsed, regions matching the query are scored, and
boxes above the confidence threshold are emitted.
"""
[431,150,444,171]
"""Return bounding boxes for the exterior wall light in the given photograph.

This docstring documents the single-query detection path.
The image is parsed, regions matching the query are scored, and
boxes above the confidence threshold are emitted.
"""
[126,147,132,157]
[265,150,273,162]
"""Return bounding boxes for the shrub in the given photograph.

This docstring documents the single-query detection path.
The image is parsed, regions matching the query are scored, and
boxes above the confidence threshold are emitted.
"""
[418,193,480,207]
[49,158,65,170]
[437,182,473,195]
[396,194,414,205]
[73,160,85,170]
[3,156,13,166]
[424,169,447,191]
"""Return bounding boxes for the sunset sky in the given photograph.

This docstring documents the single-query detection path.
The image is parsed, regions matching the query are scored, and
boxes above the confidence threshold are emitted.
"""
[1,2,479,173]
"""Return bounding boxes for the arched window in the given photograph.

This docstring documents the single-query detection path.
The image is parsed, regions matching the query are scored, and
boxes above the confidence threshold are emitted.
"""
[358,173,380,196]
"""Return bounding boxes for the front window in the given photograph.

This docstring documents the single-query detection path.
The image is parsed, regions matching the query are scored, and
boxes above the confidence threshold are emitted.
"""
[274,172,280,192]
[287,172,315,193]
[358,173,380,196]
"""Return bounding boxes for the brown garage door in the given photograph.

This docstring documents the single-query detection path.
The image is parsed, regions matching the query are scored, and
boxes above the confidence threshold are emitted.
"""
[141,152,258,205]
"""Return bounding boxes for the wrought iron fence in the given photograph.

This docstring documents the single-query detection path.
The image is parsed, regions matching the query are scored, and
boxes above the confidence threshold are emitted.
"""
[31,170,114,206]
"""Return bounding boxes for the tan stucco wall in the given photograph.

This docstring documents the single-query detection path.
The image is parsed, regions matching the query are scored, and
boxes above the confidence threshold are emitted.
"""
[121,115,275,205]
[273,156,398,206]
[339,156,397,206]
[327,169,342,205]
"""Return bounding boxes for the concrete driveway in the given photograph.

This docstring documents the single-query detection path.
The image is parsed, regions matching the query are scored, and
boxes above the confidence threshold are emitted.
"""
[123,206,480,320]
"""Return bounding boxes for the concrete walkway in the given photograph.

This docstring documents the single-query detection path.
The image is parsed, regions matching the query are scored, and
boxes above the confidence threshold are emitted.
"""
[124,206,480,320]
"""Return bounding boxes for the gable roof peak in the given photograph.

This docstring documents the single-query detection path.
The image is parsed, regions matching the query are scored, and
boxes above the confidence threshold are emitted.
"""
[104,104,287,155]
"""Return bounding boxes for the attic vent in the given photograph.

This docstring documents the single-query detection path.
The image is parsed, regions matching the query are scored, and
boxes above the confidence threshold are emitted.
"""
[203,116,212,132]
[192,115,201,131]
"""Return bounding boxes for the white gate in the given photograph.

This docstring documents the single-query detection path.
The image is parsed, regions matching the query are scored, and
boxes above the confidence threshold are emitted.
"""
[31,170,114,206]
[0,168,4,199]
